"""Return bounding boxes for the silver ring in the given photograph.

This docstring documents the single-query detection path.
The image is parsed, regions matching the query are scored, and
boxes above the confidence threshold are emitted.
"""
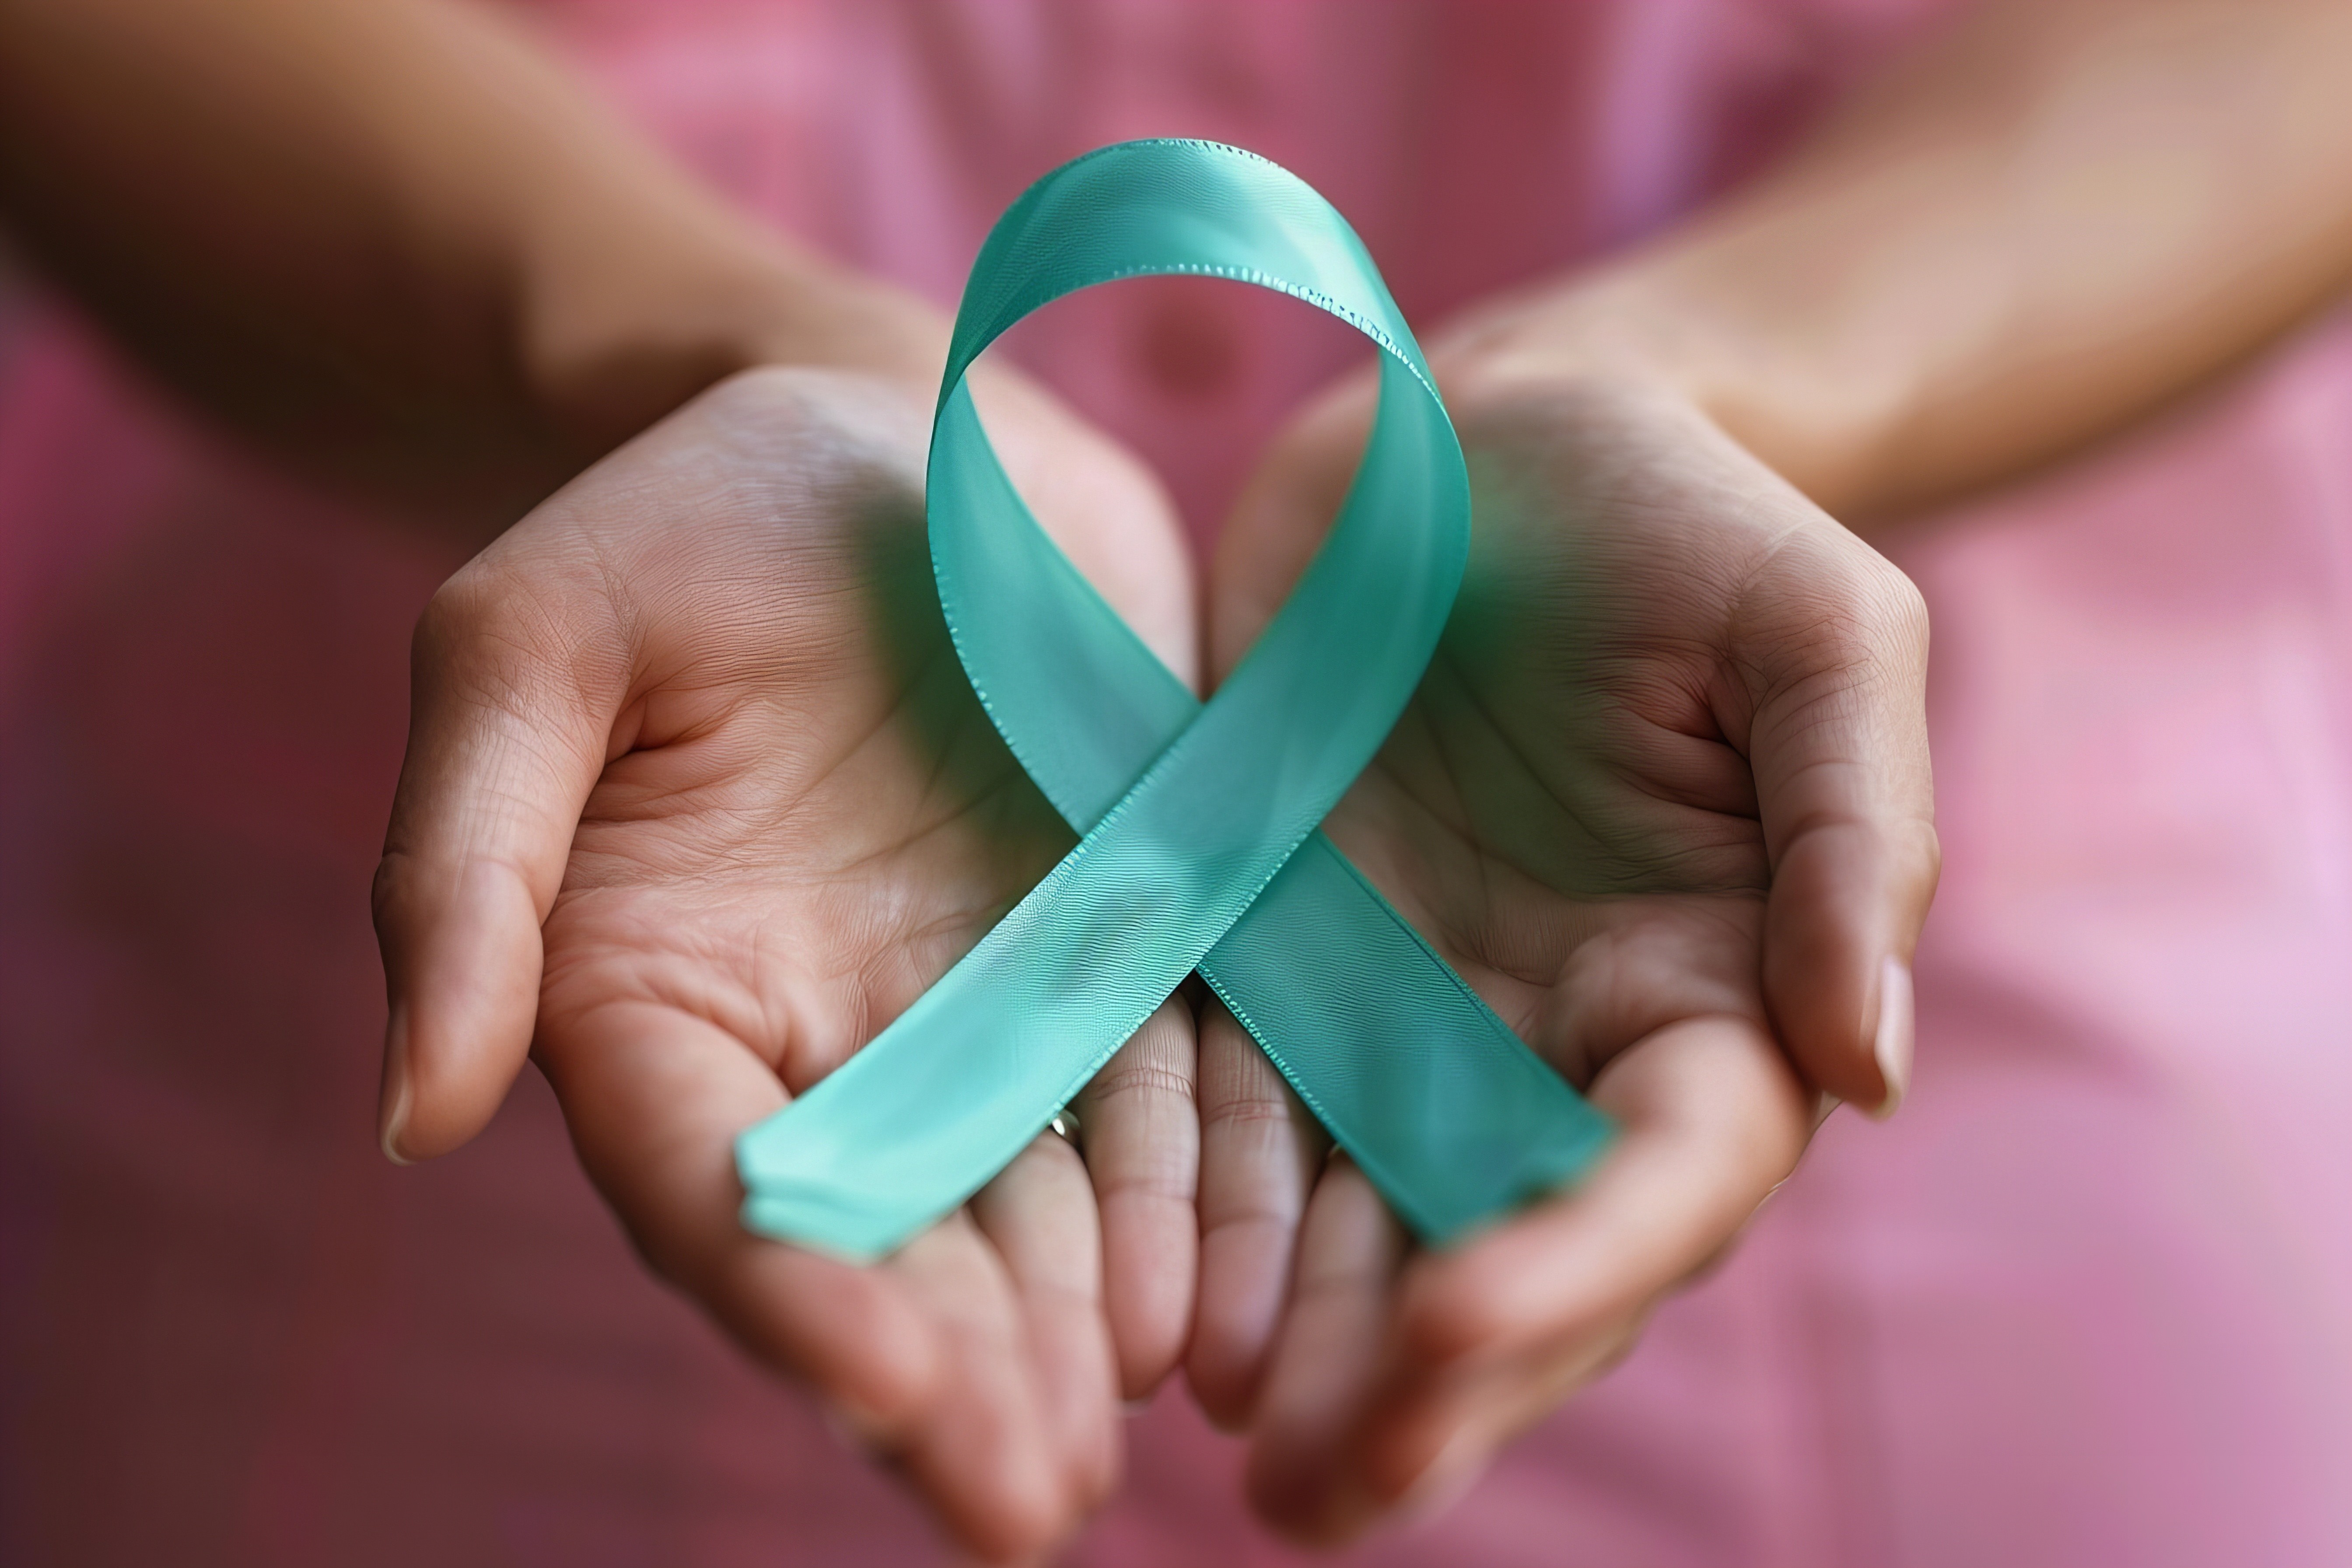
[1047,1108,1083,1150]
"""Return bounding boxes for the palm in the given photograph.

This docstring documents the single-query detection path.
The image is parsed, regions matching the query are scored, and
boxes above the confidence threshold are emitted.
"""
[378,367,1200,1561]
[1337,392,1783,1089]
[1193,379,1929,1540]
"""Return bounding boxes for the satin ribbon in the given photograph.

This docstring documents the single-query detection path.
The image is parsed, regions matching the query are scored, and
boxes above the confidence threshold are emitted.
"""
[736,140,1611,1261]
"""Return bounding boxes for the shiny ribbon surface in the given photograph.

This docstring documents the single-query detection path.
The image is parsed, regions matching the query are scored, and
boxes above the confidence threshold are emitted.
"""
[736,140,1612,1261]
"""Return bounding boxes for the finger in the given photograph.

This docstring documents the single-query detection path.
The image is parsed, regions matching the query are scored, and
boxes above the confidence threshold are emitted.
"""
[971,1134,1123,1519]
[536,997,940,1430]
[1069,996,1199,1399]
[1741,528,1939,1113]
[1187,997,1330,1428]
[890,1210,1079,1563]
[372,542,626,1160]
[1308,1015,1802,1525]
[1240,1156,1407,1545]
[1345,1313,1649,1527]
[1393,1014,1806,1374]
[543,997,1082,1561]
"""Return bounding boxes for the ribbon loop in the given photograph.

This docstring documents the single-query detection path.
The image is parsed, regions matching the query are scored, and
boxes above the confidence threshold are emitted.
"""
[737,140,1610,1261]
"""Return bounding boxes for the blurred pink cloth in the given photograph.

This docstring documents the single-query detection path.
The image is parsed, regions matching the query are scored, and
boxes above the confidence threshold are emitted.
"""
[7,2,2352,1563]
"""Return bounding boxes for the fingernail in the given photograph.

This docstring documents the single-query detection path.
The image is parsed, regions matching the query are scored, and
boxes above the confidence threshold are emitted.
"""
[1869,956,1914,1120]
[378,1006,415,1166]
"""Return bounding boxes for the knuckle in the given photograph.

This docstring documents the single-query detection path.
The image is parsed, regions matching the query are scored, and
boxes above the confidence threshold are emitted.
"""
[415,553,517,648]
[1857,556,1930,652]
[1085,1057,1198,1110]
[1815,556,1926,674]
[1734,531,1928,705]
[415,560,611,729]
[1200,1092,1302,1138]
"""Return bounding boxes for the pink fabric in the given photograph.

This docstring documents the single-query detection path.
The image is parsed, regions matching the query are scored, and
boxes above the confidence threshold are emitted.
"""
[7,2,2352,1563]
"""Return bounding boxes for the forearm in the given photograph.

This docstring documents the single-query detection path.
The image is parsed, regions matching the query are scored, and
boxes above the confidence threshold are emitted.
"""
[0,0,941,522]
[1438,0,2352,525]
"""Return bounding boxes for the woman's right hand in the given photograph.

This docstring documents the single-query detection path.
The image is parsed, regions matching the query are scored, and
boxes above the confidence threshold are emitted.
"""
[370,363,1203,1564]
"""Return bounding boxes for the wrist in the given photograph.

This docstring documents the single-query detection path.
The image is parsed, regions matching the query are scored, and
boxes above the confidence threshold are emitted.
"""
[1424,256,1905,521]
[511,185,948,458]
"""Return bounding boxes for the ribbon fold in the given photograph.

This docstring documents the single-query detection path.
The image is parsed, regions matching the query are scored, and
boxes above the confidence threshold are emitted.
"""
[737,140,1611,1261]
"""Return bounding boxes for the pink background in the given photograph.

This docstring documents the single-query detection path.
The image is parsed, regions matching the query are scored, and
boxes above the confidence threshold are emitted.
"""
[5,3,2350,1562]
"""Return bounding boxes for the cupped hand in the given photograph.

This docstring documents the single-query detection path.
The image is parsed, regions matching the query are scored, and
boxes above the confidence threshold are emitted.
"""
[371,364,1202,1562]
[1190,370,1937,1541]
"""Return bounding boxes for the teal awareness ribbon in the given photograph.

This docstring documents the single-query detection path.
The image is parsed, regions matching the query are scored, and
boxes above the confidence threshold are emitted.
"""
[736,140,1612,1261]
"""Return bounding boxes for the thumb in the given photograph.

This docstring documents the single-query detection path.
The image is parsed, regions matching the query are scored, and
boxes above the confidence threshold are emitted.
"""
[1744,528,1940,1115]
[372,545,628,1161]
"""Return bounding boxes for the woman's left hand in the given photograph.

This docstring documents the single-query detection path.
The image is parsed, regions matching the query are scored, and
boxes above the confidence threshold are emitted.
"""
[1189,358,1939,1542]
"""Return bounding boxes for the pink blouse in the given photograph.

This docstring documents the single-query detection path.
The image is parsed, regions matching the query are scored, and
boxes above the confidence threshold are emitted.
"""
[4,3,2349,1563]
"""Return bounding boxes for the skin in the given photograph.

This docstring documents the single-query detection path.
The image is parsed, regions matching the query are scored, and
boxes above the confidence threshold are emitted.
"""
[10,0,2352,1556]
[1190,0,2352,1542]
[5,0,1205,1554]
[1191,376,1928,1538]
[372,365,1202,1561]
